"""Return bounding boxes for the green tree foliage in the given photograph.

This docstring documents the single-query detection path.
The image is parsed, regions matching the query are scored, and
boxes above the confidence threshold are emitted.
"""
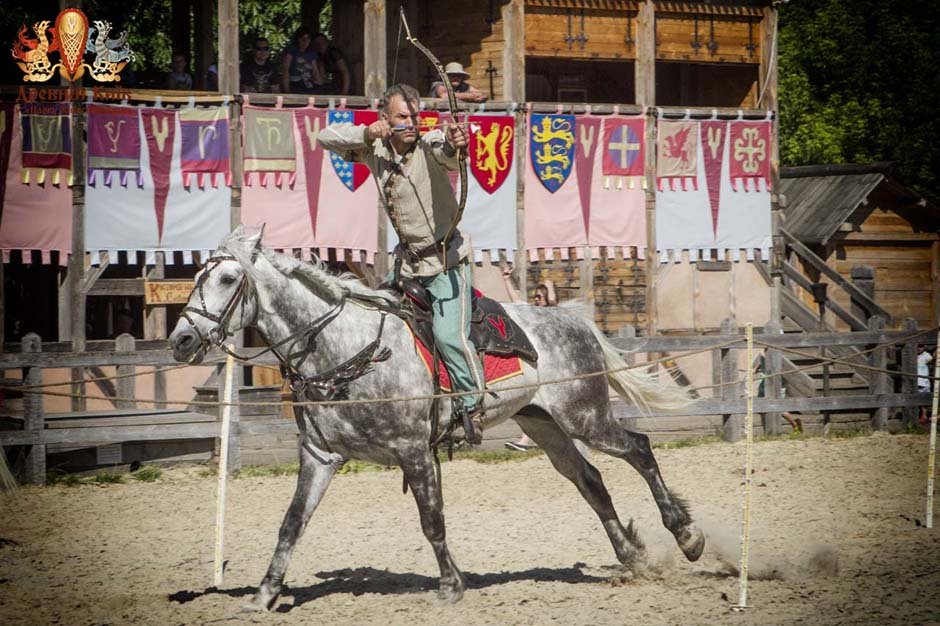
[779,0,940,196]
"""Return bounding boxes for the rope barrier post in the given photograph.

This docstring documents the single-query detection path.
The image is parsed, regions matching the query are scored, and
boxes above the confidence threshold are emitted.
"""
[732,322,755,611]
[927,326,940,529]
[213,349,236,588]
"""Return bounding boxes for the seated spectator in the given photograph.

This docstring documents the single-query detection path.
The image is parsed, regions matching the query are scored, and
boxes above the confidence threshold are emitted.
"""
[166,53,193,90]
[311,33,350,95]
[240,37,281,93]
[282,26,321,94]
[429,62,487,103]
[206,58,219,91]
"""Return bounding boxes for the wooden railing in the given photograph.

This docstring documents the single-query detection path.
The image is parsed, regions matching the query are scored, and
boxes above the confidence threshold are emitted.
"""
[1,324,933,485]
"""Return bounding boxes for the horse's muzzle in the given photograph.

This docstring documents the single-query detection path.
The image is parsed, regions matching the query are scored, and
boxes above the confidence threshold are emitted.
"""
[169,327,205,364]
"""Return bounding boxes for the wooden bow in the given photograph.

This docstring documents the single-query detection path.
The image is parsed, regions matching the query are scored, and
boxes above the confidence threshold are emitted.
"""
[399,6,468,268]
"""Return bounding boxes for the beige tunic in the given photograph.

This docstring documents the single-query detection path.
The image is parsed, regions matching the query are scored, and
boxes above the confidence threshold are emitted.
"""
[317,123,470,277]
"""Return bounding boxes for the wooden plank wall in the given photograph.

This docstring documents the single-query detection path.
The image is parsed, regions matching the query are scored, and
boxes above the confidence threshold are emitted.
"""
[819,188,939,331]
[525,3,639,61]
[527,248,646,332]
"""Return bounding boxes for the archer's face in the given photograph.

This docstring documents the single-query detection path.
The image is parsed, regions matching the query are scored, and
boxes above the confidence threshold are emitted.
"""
[383,95,419,148]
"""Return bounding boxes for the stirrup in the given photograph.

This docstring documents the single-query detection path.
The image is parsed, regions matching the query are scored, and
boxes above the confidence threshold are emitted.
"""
[455,404,484,446]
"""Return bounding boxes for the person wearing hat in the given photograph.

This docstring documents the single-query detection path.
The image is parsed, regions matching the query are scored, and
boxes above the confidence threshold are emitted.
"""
[429,62,488,103]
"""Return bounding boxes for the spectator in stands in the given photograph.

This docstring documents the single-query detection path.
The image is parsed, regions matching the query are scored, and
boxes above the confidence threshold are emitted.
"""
[312,33,350,95]
[429,62,487,103]
[918,344,934,424]
[241,37,281,93]
[166,53,193,90]
[501,267,556,451]
[282,26,321,94]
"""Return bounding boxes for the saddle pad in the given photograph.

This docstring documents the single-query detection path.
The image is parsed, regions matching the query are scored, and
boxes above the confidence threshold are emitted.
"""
[412,333,524,392]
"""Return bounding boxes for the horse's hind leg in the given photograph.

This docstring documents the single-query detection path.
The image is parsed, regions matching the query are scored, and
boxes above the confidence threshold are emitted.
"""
[514,412,646,568]
[247,441,343,611]
[399,451,464,603]
[589,424,705,562]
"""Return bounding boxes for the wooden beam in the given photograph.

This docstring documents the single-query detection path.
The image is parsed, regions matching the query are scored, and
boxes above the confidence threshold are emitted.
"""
[22,333,45,485]
[504,0,527,298]
[840,232,939,243]
[69,101,87,412]
[363,0,387,99]
[87,278,145,297]
[611,392,931,420]
[782,228,891,322]
[217,0,239,94]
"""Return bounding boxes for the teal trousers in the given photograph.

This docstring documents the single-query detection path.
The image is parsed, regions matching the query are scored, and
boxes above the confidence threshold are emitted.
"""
[419,260,485,409]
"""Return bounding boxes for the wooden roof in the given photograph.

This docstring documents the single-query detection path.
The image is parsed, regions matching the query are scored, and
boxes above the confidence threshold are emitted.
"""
[779,163,893,246]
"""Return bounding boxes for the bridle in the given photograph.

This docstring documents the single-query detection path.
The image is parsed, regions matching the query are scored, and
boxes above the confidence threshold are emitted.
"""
[179,252,391,402]
[180,254,250,359]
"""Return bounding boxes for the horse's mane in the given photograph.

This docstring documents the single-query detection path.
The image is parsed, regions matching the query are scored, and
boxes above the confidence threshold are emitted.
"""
[218,230,397,308]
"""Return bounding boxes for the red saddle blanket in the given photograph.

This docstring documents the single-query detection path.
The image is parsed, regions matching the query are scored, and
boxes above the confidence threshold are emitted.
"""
[412,334,524,392]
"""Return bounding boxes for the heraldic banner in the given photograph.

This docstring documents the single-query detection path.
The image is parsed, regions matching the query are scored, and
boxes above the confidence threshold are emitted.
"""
[85,104,231,264]
[240,106,380,262]
[656,118,771,261]
[20,102,72,186]
[524,111,647,260]
[0,104,72,264]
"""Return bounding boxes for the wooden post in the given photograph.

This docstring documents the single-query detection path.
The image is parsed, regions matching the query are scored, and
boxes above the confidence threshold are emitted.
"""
[762,319,782,435]
[193,0,214,90]
[616,325,637,367]
[850,265,875,323]
[217,361,241,472]
[637,0,657,337]
[503,0,527,298]
[217,0,239,95]
[761,4,783,329]
[22,332,45,486]
[145,252,167,407]
[115,333,136,409]
[720,318,741,442]
[69,102,87,412]
[900,317,919,429]
[580,247,594,317]
[214,351,236,587]
[868,315,890,431]
[363,0,387,99]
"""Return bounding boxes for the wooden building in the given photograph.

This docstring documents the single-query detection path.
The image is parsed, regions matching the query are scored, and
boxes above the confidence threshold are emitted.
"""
[779,163,940,332]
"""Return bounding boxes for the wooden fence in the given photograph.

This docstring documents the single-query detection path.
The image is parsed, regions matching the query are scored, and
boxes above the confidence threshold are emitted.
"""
[0,322,933,485]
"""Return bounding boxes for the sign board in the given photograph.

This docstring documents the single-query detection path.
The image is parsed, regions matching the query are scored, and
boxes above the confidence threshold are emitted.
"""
[145,280,195,305]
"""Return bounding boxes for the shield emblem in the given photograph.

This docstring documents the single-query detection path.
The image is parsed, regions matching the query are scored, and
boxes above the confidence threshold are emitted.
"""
[327,109,378,191]
[469,115,514,194]
[602,119,644,176]
[529,113,575,193]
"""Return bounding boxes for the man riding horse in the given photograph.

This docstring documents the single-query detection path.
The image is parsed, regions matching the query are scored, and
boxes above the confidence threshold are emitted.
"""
[317,83,486,442]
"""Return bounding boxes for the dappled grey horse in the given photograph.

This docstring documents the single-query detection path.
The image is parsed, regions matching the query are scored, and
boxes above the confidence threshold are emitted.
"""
[169,227,705,610]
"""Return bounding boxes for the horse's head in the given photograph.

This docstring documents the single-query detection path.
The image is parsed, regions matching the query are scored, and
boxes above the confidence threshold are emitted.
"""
[169,226,263,364]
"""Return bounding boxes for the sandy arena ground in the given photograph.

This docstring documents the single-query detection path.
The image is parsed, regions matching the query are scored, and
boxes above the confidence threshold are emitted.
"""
[2,433,940,625]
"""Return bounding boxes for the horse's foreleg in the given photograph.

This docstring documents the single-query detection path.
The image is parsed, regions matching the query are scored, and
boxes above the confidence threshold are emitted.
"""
[247,441,343,611]
[594,428,705,562]
[399,453,465,603]
[515,413,646,568]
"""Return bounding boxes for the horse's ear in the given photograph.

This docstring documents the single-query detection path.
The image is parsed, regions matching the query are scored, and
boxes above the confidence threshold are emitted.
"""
[243,224,265,253]
[231,224,245,237]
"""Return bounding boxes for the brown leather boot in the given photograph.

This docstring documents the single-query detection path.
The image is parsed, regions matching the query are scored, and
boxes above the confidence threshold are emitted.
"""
[456,404,484,446]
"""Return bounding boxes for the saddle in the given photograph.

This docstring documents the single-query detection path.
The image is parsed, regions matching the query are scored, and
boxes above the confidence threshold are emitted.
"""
[383,276,539,367]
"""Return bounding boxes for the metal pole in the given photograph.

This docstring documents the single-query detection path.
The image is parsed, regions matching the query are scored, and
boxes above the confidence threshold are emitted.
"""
[213,349,236,587]
[733,323,755,611]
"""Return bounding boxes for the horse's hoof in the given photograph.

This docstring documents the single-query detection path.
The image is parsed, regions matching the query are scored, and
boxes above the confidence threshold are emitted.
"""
[437,582,465,604]
[242,590,277,612]
[677,524,705,562]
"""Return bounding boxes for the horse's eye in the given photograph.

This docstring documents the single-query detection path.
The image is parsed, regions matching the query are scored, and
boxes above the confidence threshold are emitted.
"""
[220,274,237,285]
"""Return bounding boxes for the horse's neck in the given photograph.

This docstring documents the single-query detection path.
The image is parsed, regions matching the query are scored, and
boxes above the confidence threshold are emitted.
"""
[253,271,380,371]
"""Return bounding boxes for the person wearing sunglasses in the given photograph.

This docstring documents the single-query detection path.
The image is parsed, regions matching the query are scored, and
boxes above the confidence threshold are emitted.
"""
[240,37,282,93]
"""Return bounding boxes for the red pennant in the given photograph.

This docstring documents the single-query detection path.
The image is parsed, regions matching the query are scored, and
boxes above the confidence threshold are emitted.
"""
[700,121,726,237]
[574,116,601,238]
[293,108,327,237]
[141,109,176,243]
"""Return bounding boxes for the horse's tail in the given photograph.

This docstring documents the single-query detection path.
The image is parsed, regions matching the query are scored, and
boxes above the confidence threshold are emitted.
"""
[586,321,691,412]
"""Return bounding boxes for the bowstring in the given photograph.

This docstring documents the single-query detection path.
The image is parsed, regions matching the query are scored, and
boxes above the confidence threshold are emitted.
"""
[391,6,404,88]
